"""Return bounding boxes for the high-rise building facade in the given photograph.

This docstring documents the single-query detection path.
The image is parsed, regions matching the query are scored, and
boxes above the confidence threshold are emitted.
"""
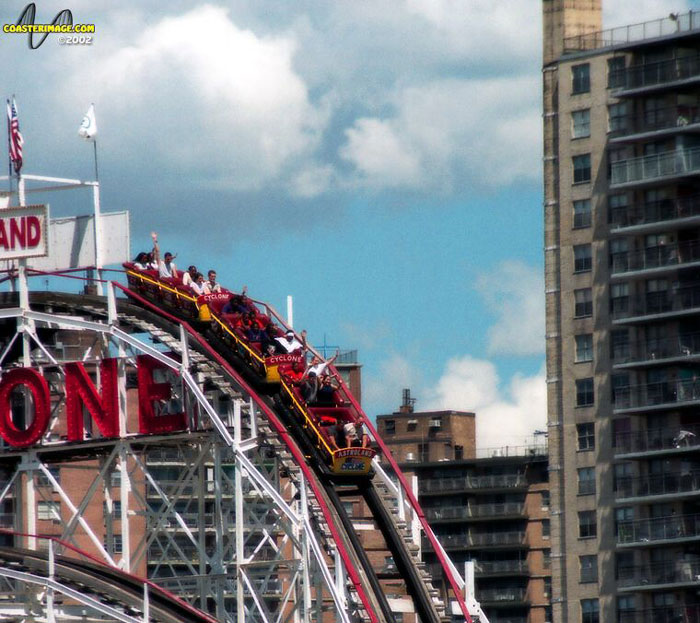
[376,397,551,623]
[544,3,700,622]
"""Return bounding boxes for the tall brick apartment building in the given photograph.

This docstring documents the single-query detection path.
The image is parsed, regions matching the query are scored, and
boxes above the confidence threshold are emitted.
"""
[544,2,700,622]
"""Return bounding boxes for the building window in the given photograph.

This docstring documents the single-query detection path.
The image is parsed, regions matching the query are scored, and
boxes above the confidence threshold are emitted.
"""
[418,443,429,462]
[617,596,635,622]
[610,282,629,316]
[542,519,550,539]
[111,469,122,488]
[576,378,594,407]
[574,244,593,273]
[37,501,60,521]
[384,420,395,435]
[541,490,550,508]
[614,462,633,491]
[573,199,592,228]
[573,153,592,183]
[608,102,628,133]
[342,501,354,516]
[579,511,597,538]
[609,237,629,272]
[543,548,551,569]
[37,467,61,487]
[580,555,598,583]
[581,599,599,623]
[611,373,630,407]
[104,534,123,554]
[575,334,593,363]
[544,576,551,598]
[577,423,595,451]
[572,109,591,138]
[455,445,464,460]
[572,63,590,94]
[615,507,634,537]
[577,467,596,495]
[575,288,593,318]
[608,56,626,88]
[104,501,122,516]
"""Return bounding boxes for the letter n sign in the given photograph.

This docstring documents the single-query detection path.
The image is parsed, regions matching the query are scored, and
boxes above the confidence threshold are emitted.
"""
[137,355,186,434]
[65,359,119,441]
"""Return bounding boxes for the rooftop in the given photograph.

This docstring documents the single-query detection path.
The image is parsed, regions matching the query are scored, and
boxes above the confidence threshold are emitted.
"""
[564,9,700,54]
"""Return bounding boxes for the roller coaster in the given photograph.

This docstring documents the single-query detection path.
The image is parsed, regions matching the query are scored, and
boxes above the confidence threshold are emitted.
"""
[0,264,489,623]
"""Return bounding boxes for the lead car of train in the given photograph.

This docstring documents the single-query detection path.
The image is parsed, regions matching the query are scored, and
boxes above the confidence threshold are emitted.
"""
[123,263,377,477]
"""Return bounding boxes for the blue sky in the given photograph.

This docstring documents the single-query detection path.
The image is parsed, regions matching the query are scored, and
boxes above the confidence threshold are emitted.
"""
[1,0,696,446]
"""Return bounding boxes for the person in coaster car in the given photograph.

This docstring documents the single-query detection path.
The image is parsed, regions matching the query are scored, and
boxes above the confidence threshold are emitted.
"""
[275,329,307,354]
[151,232,179,280]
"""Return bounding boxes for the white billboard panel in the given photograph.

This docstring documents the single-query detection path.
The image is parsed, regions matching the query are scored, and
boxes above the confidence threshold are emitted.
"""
[28,210,130,271]
[0,204,49,261]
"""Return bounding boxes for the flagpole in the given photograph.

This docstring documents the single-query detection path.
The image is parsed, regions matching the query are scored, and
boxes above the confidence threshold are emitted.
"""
[5,99,12,197]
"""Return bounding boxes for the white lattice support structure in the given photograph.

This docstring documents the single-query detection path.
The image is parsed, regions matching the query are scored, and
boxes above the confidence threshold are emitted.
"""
[0,281,368,623]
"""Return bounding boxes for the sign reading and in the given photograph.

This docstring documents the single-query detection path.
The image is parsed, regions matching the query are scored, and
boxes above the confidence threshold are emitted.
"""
[0,204,48,261]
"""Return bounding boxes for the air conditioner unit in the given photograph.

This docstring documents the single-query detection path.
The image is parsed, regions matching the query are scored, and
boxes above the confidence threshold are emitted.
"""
[429,419,442,428]
[406,452,416,461]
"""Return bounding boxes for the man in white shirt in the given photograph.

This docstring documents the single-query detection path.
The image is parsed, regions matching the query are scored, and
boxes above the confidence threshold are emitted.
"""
[151,232,178,279]
[275,330,306,354]
[305,349,339,378]
[206,270,222,293]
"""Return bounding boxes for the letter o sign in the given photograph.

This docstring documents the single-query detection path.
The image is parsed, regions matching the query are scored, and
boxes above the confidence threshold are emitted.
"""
[0,369,51,447]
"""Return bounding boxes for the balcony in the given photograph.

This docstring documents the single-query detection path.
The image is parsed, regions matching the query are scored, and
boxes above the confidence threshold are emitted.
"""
[610,195,700,232]
[475,560,529,576]
[615,425,700,456]
[618,559,700,589]
[617,513,700,545]
[610,105,700,141]
[614,378,700,412]
[418,474,527,494]
[615,470,700,501]
[611,147,700,188]
[619,604,700,623]
[428,531,526,550]
[477,588,527,605]
[612,332,700,367]
[611,240,700,276]
[612,284,700,323]
[563,11,700,53]
[611,54,700,94]
[425,503,525,522]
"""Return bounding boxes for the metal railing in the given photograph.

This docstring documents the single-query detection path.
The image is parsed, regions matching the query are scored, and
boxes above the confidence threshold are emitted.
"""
[418,473,527,493]
[611,283,700,321]
[614,378,700,410]
[428,531,526,550]
[477,588,527,603]
[610,105,700,138]
[618,559,700,587]
[619,604,700,623]
[425,503,524,521]
[475,560,529,575]
[615,425,700,454]
[475,443,548,459]
[611,54,700,91]
[563,10,700,52]
[610,195,700,230]
[617,513,700,544]
[615,470,700,499]
[612,331,700,364]
[611,240,700,274]
[611,147,700,186]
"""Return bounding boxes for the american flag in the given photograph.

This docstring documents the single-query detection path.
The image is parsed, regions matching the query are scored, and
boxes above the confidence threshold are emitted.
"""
[6,97,24,174]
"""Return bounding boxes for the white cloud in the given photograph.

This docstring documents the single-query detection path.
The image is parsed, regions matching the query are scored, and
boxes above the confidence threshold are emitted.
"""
[364,353,423,415]
[62,5,326,191]
[475,261,545,356]
[424,356,546,448]
[339,76,541,191]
